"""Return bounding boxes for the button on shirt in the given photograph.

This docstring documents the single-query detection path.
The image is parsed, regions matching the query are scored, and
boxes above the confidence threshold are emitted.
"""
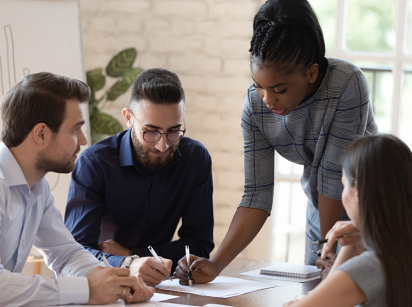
[0,142,102,307]
[240,58,379,213]
[65,130,214,268]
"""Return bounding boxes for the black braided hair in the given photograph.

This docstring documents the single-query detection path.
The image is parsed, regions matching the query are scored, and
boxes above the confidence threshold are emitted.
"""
[249,0,327,74]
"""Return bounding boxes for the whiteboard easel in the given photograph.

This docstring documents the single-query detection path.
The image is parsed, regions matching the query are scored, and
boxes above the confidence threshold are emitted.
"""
[0,0,89,219]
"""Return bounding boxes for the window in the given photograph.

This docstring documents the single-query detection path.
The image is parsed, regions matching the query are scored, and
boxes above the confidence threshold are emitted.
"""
[271,0,412,263]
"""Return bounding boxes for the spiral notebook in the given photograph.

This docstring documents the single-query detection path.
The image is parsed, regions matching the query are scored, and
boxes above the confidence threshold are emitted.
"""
[260,263,321,279]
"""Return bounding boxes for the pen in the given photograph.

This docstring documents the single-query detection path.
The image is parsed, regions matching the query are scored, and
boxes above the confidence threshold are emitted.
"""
[101,254,111,267]
[148,246,173,281]
[185,245,193,286]
[148,246,162,262]
[312,249,330,259]
[312,250,321,257]
[311,233,360,245]
[311,238,330,245]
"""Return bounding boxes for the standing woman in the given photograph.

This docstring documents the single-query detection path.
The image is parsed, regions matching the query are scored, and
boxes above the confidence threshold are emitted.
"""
[283,134,412,307]
[174,0,378,283]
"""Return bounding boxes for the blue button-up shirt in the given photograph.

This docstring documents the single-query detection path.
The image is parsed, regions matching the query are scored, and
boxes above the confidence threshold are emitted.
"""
[0,142,102,307]
[65,130,214,269]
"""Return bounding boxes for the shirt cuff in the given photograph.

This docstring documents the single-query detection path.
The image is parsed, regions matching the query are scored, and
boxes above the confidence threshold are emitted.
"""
[108,255,126,268]
[57,277,89,305]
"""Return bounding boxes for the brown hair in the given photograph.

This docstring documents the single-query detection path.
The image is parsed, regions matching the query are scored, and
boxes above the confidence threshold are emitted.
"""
[130,68,185,109]
[343,134,412,307]
[1,72,90,147]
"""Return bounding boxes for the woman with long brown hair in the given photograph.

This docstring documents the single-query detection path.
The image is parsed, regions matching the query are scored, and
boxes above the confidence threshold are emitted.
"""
[283,134,412,307]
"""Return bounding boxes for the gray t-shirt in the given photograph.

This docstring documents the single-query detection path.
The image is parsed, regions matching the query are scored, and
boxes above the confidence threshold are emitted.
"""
[338,251,385,307]
[239,57,378,213]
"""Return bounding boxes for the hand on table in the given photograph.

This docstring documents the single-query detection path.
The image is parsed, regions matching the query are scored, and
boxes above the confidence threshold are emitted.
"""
[98,239,130,256]
[173,254,217,285]
[315,251,337,280]
[321,221,360,259]
[126,256,173,287]
[86,266,154,305]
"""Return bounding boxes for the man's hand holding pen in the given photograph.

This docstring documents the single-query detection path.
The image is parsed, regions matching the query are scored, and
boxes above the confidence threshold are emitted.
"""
[122,256,172,287]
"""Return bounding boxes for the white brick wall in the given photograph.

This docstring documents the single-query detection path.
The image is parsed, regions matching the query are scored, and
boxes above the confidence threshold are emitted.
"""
[80,0,269,260]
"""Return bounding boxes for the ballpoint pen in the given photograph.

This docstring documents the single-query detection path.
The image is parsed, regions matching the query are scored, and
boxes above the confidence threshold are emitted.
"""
[312,250,321,257]
[311,232,360,245]
[312,249,330,259]
[310,238,330,245]
[148,246,173,280]
[101,254,111,267]
[185,245,193,286]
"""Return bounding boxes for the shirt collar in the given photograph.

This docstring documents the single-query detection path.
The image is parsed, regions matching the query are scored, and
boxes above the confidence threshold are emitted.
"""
[0,142,45,197]
[0,142,30,187]
[119,129,134,167]
[119,129,182,174]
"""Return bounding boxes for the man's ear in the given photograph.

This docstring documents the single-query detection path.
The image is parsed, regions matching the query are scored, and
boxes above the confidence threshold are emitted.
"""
[32,123,52,146]
[122,108,134,129]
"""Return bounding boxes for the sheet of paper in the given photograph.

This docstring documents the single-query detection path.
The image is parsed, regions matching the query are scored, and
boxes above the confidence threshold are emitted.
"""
[156,276,276,298]
[149,293,179,302]
[240,268,320,283]
[49,299,125,307]
[50,292,178,306]
[127,303,193,307]
[124,293,179,306]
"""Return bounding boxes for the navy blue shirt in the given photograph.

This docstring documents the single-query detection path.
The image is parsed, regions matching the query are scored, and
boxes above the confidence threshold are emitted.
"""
[65,129,214,269]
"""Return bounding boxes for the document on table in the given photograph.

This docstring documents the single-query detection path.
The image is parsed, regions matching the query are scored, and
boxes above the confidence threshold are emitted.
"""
[155,276,276,298]
[48,293,178,306]
[48,299,125,307]
[240,268,320,283]
[128,304,233,307]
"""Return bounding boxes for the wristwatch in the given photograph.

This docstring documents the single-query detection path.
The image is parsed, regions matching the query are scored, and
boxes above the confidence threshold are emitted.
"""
[125,255,139,269]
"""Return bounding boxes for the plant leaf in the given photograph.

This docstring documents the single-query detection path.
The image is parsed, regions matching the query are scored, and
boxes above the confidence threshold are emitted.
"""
[88,104,99,118]
[88,92,99,108]
[123,67,144,84]
[90,110,124,135]
[106,79,131,101]
[106,48,137,77]
[86,68,106,92]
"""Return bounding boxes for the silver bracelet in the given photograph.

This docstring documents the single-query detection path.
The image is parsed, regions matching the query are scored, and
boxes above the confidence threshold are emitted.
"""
[125,255,139,269]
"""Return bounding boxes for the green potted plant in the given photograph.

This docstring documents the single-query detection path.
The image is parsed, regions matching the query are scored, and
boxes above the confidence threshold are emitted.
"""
[86,48,143,144]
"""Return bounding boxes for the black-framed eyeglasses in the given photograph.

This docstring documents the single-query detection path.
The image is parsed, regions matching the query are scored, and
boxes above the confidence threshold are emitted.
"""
[129,109,186,143]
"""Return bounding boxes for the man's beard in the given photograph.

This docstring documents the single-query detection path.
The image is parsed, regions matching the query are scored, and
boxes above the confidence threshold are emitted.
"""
[35,146,79,175]
[131,128,178,170]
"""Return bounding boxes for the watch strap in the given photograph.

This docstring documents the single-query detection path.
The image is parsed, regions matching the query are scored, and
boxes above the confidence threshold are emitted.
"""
[125,255,139,269]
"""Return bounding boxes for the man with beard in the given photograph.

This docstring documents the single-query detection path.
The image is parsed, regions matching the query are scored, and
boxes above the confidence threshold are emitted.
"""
[0,72,154,306]
[65,68,214,286]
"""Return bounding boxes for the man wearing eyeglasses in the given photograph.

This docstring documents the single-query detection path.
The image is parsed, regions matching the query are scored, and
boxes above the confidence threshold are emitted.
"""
[64,68,214,287]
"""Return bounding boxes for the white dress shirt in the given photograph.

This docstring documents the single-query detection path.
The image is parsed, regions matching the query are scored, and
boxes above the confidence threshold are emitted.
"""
[0,142,103,307]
